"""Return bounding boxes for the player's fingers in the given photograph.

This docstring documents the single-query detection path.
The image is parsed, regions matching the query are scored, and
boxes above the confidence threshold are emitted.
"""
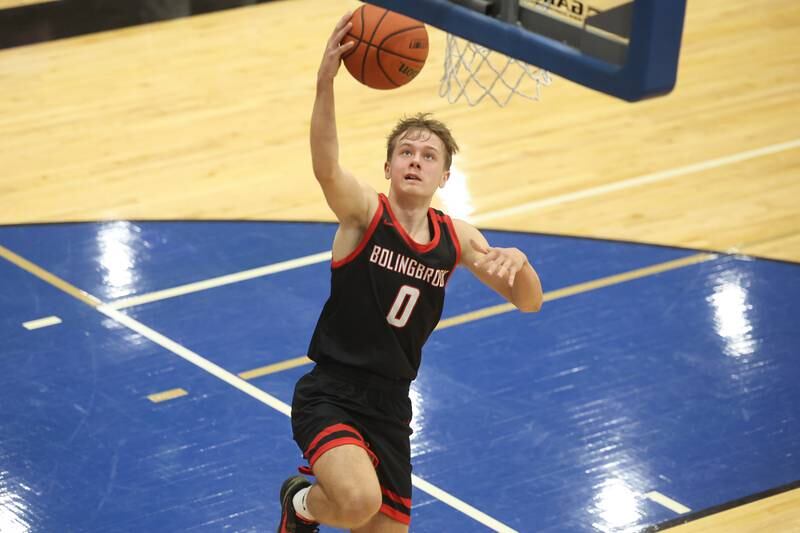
[501,256,517,277]
[508,269,517,287]
[330,22,353,48]
[336,21,353,39]
[497,257,513,279]
[336,40,356,56]
[485,249,502,265]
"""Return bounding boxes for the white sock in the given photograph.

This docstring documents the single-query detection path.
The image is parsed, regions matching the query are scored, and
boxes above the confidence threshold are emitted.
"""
[292,486,315,522]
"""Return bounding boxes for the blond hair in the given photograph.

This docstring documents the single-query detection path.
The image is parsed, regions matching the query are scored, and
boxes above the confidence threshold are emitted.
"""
[386,113,459,169]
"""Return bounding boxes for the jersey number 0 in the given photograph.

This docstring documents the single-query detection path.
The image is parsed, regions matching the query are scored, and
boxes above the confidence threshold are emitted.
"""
[386,285,420,327]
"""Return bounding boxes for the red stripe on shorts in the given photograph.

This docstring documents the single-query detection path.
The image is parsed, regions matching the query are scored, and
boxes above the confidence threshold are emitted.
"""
[304,423,363,457]
[379,503,411,524]
[308,437,379,469]
[381,486,412,509]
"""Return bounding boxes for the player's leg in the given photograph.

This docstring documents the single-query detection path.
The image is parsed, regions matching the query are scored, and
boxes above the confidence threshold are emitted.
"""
[281,367,383,531]
[353,383,413,531]
[306,443,382,528]
[350,511,409,533]
[279,437,381,532]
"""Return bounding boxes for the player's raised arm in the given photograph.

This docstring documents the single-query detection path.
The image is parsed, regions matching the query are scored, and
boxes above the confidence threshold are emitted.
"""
[454,219,543,313]
[311,12,376,226]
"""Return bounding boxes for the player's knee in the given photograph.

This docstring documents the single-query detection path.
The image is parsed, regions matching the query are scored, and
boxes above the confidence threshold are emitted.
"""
[334,485,382,526]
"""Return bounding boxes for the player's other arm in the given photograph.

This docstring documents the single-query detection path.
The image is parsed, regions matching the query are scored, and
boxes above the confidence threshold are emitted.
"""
[311,12,376,226]
[454,219,543,313]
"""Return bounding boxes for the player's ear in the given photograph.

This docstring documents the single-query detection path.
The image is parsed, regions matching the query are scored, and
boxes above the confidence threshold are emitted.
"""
[384,161,391,180]
[439,170,450,188]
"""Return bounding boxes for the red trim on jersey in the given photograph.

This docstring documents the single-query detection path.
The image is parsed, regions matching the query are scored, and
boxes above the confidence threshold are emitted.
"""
[331,198,384,269]
[442,214,462,270]
[381,487,413,509]
[380,193,441,253]
[379,504,411,524]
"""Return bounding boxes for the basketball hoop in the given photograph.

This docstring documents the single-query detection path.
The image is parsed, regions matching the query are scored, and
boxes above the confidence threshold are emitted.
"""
[439,33,552,107]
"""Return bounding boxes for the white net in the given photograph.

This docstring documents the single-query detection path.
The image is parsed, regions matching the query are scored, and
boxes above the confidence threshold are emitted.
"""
[439,33,552,107]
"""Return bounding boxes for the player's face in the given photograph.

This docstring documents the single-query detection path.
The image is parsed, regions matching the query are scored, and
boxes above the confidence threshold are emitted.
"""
[385,129,450,198]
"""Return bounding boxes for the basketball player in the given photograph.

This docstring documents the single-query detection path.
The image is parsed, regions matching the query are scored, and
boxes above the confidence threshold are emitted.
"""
[278,12,543,533]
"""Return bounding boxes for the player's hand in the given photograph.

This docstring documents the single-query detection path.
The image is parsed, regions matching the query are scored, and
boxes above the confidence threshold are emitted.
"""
[470,239,529,287]
[318,12,356,83]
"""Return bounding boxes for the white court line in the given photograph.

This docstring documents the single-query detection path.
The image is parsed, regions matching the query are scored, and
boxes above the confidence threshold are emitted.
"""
[97,304,518,532]
[470,138,800,224]
[99,305,292,415]
[645,491,692,515]
[102,138,800,310]
[22,315,62,330]
[107,251,332,310]
[412,475,518,532]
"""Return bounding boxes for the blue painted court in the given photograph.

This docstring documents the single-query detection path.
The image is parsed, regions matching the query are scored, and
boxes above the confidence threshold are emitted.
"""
[1,221,798,532]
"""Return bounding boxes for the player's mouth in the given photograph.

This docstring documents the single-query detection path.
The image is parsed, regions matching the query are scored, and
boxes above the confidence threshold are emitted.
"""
[404,173,421,181]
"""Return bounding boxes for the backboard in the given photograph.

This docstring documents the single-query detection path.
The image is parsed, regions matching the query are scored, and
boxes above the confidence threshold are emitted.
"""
[363,0,687,102]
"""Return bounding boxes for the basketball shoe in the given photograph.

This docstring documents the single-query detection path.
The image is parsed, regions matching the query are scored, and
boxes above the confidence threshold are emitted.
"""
[277,475,319,533]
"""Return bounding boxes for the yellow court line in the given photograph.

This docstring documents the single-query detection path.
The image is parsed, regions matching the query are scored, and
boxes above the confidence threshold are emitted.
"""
[646,491,692,514]
[5,242,675,531]
[235,252,717,378]
[435,253,716,331]
[0,245,101,307]
[0,242,719,522]
[1,240,715,378]
[22,315,63,330]
[147,388,189,403]
[238,356,313,380]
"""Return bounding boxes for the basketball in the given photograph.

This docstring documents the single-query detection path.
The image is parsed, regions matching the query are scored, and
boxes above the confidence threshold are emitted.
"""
[341,5,428,90]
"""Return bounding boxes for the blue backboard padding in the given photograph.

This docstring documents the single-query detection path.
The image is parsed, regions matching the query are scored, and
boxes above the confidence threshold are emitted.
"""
[364,0,686,101]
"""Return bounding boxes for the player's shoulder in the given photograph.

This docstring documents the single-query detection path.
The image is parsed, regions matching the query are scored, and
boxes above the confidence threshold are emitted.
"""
[451,218,479,240]
[448,218,486,265]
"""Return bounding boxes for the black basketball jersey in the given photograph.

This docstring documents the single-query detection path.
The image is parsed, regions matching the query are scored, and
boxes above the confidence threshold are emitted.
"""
[307,193,461,381]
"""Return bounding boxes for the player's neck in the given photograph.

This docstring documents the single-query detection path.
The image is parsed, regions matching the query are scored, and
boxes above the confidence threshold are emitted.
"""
[387,193,431,241]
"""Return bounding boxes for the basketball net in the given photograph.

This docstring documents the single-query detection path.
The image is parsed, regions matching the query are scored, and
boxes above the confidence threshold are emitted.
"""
[440,33,552,107]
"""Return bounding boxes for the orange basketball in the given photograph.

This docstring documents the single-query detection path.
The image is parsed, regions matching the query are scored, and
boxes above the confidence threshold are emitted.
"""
[342,5,428,90]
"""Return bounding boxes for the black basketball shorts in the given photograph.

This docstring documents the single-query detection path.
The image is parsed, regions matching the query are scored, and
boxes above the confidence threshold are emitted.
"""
[291,362,414,525]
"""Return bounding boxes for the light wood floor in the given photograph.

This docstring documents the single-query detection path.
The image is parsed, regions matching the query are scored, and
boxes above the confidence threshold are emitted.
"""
[1,0,799,263]
[0,0,798,530]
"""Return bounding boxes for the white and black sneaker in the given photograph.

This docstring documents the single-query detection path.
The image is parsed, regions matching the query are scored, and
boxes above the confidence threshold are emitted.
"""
[277,475,319,533]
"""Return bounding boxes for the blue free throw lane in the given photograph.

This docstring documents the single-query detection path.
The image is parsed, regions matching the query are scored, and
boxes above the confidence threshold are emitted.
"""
[2,221,798,532]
